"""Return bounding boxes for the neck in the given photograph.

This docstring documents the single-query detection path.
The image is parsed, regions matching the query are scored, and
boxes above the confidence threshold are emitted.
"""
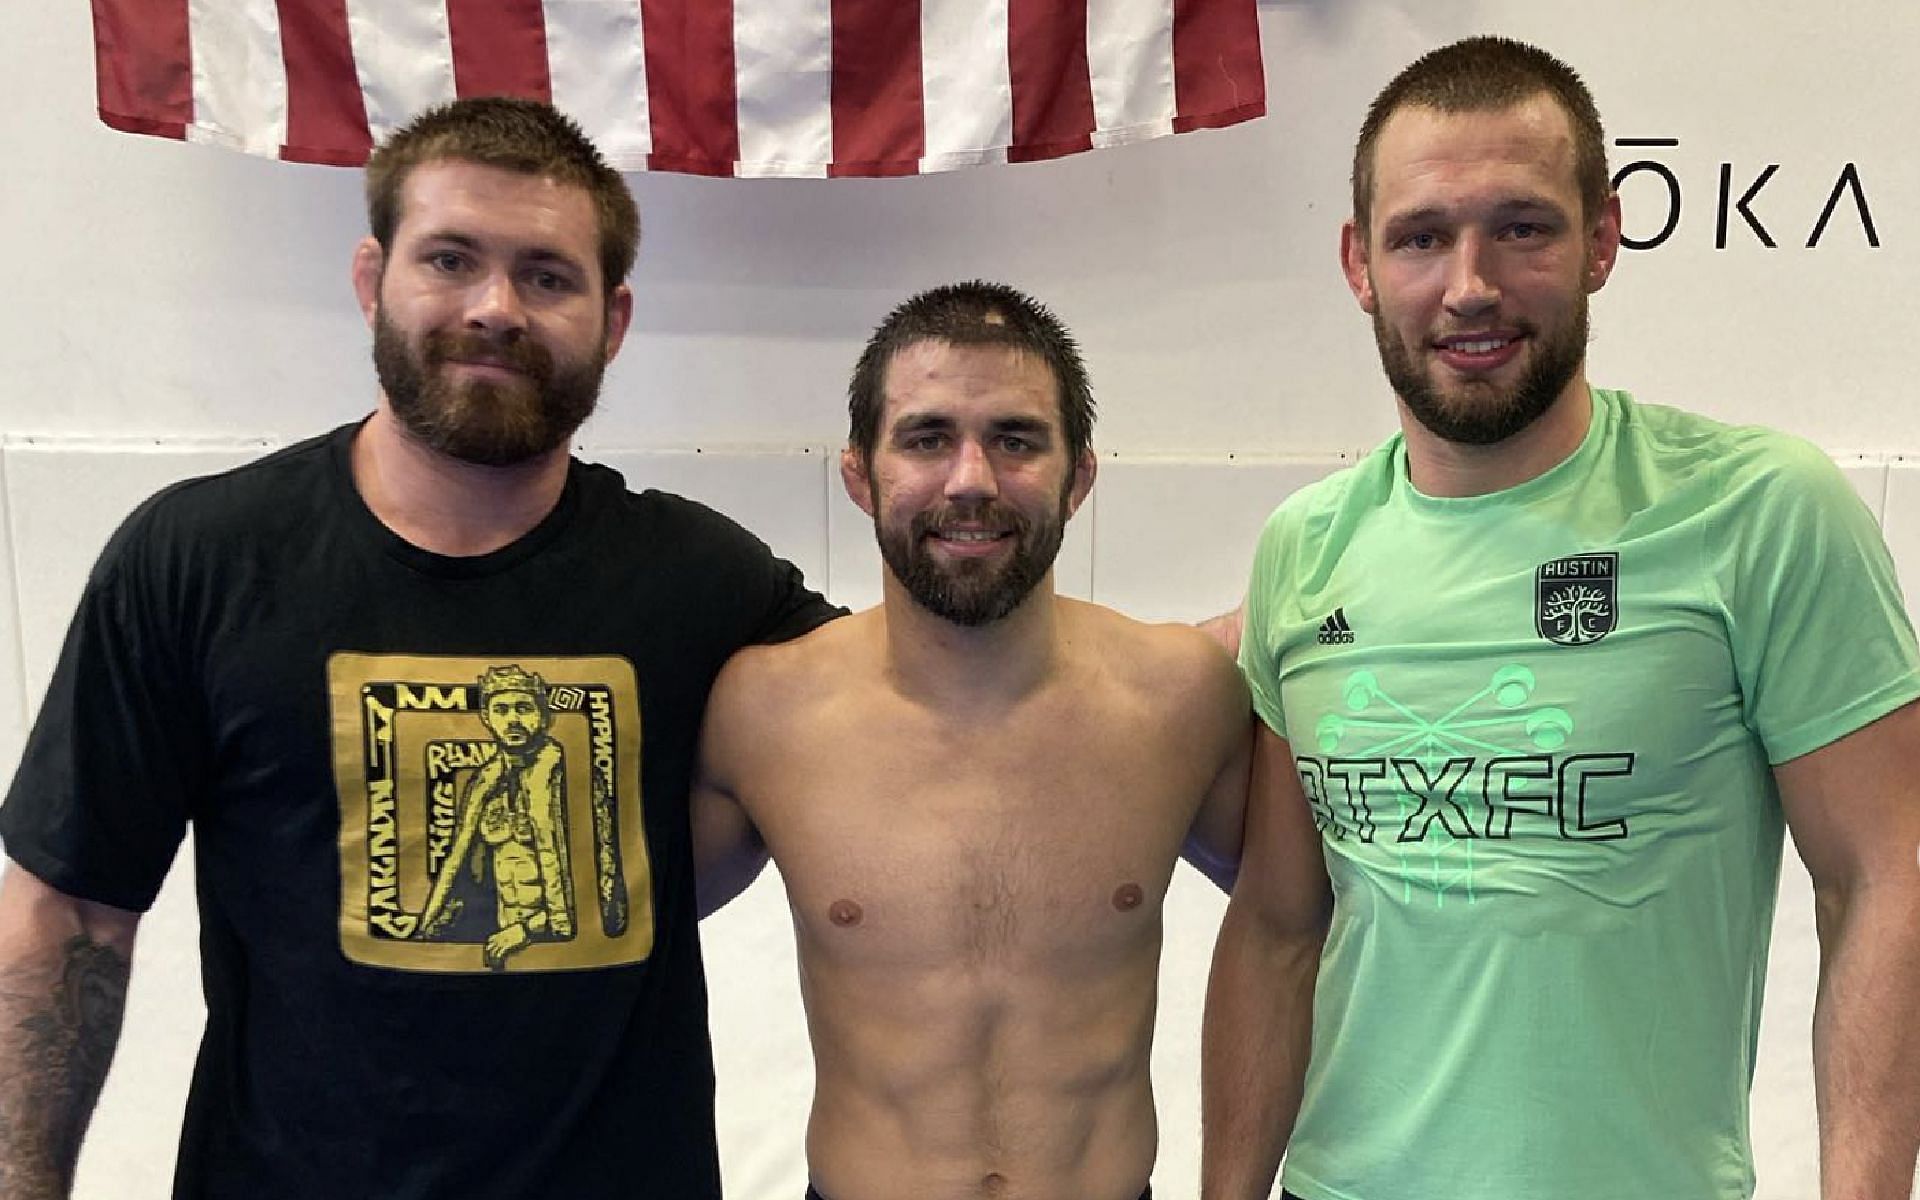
[877,573,1066,709]
[1400,376,1594,498]
[351,403,571,557]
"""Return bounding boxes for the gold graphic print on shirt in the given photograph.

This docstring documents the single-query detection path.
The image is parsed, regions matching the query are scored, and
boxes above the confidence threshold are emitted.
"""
[330,654,652,972]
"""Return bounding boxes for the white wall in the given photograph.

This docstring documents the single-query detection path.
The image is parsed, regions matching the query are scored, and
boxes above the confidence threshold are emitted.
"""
[4,2,1917,1197]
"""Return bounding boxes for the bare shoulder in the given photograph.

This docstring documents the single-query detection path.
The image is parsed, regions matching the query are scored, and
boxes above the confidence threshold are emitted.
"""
[701,613,873,801]
[708,609,874,728]
[1061,599,1249,725]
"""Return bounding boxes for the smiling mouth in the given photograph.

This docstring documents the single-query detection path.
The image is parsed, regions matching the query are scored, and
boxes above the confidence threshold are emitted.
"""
[934,529,1009,542]
[1436,331,1524,352]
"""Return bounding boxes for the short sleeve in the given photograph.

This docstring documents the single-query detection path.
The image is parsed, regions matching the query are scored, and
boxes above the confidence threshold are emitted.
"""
[1717,437,1920,763]
[0,507,205,911]
[1238,504,1295,740]
[748,553,844,647]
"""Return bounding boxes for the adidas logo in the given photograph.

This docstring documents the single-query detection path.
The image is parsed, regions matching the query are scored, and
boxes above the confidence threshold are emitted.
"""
[1316,608,1356,645]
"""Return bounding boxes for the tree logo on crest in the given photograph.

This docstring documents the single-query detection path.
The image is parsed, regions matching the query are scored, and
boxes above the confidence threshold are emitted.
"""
[1535,553,1618,646]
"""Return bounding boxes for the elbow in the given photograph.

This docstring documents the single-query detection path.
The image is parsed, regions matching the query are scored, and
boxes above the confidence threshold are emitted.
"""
[1227,881,1332,961]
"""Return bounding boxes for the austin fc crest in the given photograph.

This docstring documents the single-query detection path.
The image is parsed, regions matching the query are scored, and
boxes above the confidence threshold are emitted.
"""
[1535,552,1618,646]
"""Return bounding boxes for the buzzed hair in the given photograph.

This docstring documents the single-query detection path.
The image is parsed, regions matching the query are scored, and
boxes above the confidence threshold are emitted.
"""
[847,281,1095,463]
[365,96,640,291]
[1351,35,1610,238]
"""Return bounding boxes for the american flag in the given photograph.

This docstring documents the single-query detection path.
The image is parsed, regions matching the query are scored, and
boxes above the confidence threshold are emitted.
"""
[92,0,1265,177]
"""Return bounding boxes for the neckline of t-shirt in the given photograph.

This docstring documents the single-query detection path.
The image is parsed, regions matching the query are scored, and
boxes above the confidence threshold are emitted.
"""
[1395,386,1613,514]
[326,419,585,579]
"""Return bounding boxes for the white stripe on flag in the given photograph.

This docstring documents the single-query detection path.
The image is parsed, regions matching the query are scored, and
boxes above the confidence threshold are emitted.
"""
[543,0,653,168]
[186,0,287,154]
[1087,0,1175,144]
[921,0,1013,169]
[733,0,833,177]
[345,0,458,142]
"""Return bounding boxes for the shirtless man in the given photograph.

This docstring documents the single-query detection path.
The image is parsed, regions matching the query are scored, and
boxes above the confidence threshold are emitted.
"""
[694,281,1251,1200]
[418,665,575,970]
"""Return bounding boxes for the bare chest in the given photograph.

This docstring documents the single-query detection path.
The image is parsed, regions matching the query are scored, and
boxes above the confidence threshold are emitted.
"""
[748,707,1213,968]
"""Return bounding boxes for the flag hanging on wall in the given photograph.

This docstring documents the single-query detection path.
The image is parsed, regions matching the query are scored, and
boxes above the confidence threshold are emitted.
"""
[91,0,1264,177]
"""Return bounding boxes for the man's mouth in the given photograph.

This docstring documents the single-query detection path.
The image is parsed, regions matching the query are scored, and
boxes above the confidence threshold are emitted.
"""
[1434,332,1525,371]
[426,330,548,380]
[934,528,1008,542]
[919,519,1019,559]
[446,357,525,375]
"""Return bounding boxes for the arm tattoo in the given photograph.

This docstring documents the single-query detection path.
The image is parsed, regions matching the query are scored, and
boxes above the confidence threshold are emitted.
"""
[0,935,132,1198]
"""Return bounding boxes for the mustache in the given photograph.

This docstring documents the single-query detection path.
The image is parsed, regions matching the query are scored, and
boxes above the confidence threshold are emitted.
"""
[908,503,1033,540]
[422,330,553,380]
[1433,318,1540,342]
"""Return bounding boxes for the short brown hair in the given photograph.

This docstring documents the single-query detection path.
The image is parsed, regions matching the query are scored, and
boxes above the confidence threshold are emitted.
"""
[847,282,1096,464]
[1352,36,1610,238]
[365,97,640,291]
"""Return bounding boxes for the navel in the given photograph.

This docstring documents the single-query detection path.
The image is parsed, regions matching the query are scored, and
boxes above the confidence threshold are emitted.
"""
[980,1172,1008,1194]
[1111,882,1144,912]
[828,899,864,928]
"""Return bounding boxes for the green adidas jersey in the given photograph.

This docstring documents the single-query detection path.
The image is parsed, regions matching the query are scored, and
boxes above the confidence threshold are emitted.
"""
[1240,388,1920,1200]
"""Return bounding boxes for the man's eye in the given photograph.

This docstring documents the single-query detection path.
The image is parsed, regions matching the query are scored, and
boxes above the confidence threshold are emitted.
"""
[1401,232,1439,251]
[530,270,572,292]
[428,251,466,272]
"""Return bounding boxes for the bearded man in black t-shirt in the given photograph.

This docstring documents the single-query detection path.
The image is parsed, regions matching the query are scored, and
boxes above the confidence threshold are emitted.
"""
[0,97,834,1200]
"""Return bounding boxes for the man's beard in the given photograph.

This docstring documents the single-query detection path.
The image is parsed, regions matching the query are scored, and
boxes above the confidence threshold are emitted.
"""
[875,494,1069,628]
[373,311,607,467]
[492,730,548,760]
[1374,292,1588,447]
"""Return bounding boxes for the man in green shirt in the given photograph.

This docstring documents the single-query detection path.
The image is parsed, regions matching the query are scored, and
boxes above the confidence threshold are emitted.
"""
[1202,35,1920,1200]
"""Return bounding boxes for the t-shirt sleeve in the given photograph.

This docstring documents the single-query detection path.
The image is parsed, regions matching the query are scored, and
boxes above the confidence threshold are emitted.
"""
[1718,436,1920,764]
[0,507,203,912]
[1238,505,1294,740]
[749,552,845,647]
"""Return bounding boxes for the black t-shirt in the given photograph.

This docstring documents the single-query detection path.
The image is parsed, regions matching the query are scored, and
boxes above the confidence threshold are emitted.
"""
[0,423,838,1198]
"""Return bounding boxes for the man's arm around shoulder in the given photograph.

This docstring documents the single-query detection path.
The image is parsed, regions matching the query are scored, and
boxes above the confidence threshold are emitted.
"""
[692,642,794,919]
[1201,722,1331,1200]
[1776,699,1920,1199]
[0,861,139,1200]
[1174,627,1254,892]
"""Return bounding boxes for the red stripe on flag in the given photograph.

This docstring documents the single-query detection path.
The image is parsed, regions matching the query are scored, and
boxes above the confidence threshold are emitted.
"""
[1171,0,1265,132]
[642,0,739,176]
[1006,0,1094,163]
[277,0,373,164]
[447,0,554,101]
[92,0,192,140]
[829,0,924,177]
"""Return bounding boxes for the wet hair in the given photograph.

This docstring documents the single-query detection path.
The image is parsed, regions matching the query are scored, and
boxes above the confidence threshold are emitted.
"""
[365,96,639,290]
[847,281,1095,462]
[1352,35,1610,237]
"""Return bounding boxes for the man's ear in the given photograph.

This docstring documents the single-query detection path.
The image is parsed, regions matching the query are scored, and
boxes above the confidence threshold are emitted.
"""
[603,282,635,362]
[840,446,876,518]
[351,237,385,329]
[1586,192,1624,295]
[1340,219,1377,315]
[1066,448,1096,518]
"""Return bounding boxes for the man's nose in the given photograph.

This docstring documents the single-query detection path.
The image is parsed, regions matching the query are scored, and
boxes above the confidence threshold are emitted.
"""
[1443,233,1500,318]
[465,270,528,337]
[944,438,999,502]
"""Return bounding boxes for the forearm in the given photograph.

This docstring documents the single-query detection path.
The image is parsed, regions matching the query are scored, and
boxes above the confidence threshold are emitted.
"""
[1200,901,1322,1200]
[1813,882,1920,1199]
[0,933,132,1199]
